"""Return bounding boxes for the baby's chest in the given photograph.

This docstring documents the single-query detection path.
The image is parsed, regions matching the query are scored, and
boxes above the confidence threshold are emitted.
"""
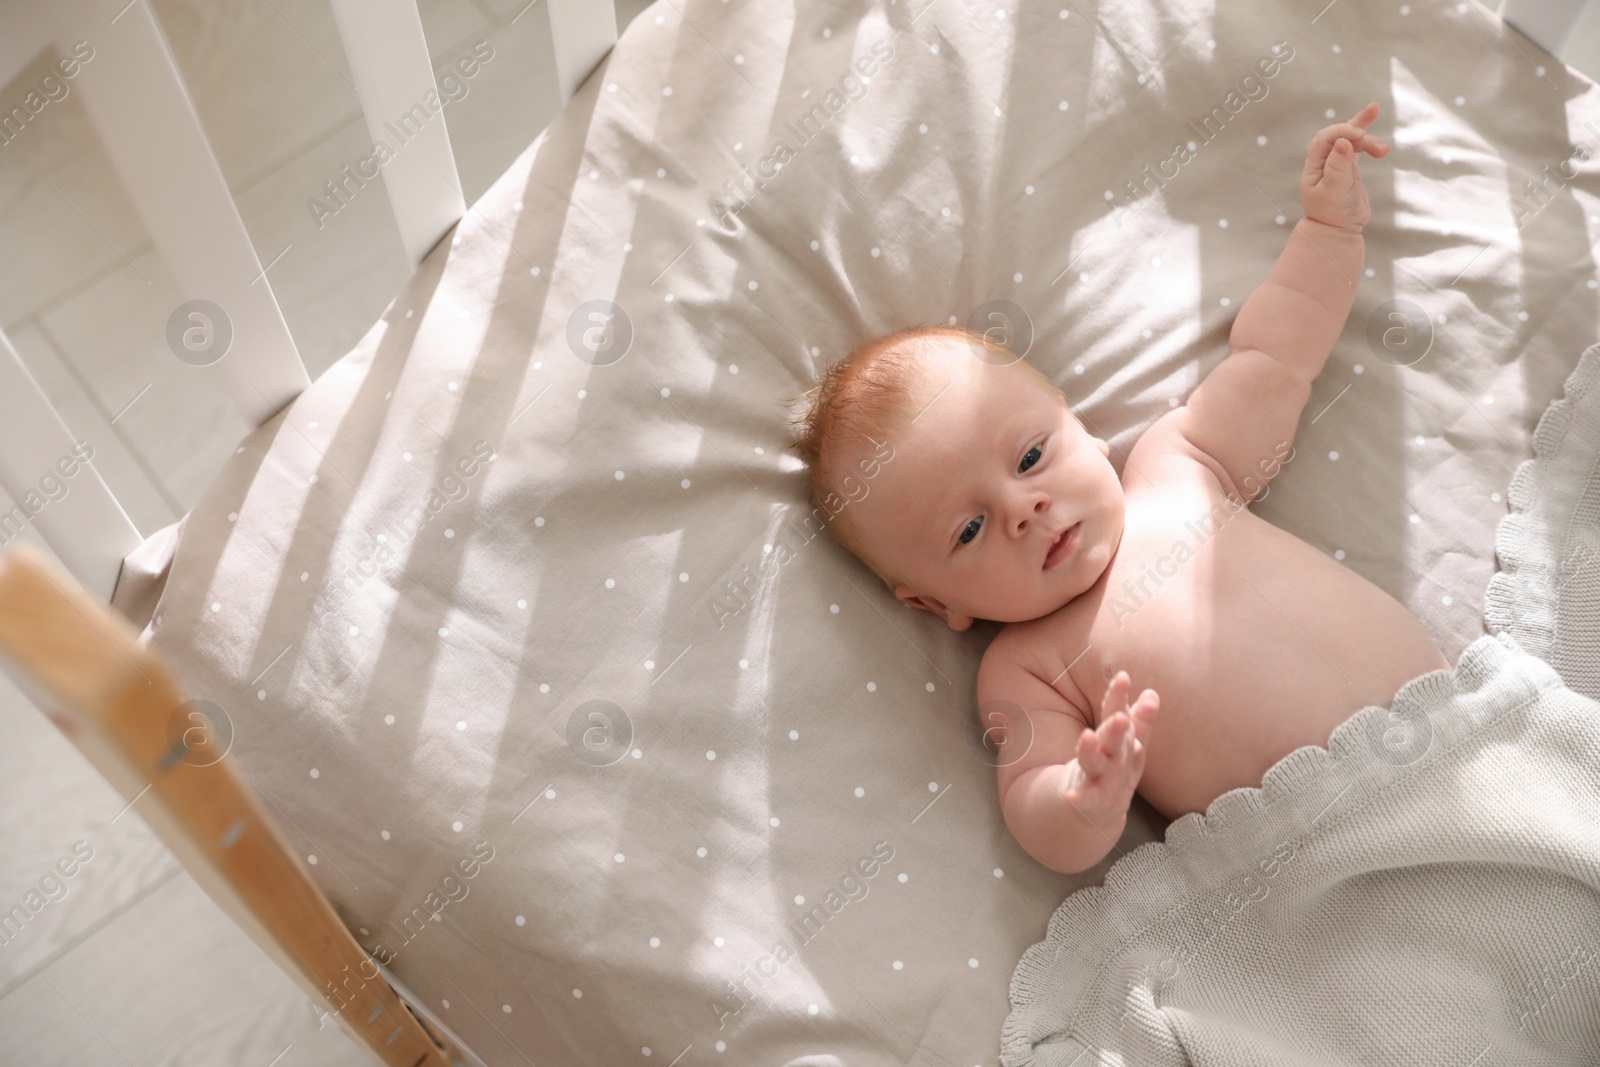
[1050,502,1318,712]
[1026,506,1441,817]
[1081,500,1430,699]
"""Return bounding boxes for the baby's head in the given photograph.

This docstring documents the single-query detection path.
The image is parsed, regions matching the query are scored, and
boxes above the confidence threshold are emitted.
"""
[787,324,1125,631]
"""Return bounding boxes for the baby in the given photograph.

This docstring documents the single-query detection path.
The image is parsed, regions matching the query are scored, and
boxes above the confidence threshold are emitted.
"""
[789,103,1452,874]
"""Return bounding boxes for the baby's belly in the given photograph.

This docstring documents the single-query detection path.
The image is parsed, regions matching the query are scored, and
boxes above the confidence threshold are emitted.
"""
[1036,509,1451,820]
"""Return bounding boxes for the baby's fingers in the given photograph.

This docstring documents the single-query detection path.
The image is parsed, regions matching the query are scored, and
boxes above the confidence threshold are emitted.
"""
[1100,670,1130,719]
[1076,717,1119,777]
[1075,725,1109,779]
[1128,688,1161,744]
[1307,123,1389,166]
[1345,101,1384,138]
[1322,137,1356,184]
[1087,715,1135,775]
[1126,734,1148,786]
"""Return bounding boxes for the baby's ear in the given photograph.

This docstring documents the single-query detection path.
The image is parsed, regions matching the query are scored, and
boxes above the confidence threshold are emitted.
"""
[895,587,938,614]
[895,587,975,632]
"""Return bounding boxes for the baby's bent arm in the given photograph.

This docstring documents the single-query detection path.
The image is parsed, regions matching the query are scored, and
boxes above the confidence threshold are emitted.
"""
[1173,106,1385,498]
[1229,218,1364,385]
[1004,761,1127,874]
[1172,220,1363,499]
[980,647,1135,875]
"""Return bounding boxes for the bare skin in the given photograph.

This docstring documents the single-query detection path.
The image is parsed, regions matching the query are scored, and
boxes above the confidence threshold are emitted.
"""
[842,104,1451,874]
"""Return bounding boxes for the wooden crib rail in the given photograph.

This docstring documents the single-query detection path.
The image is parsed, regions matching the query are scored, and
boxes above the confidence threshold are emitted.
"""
[0,543,465,1067]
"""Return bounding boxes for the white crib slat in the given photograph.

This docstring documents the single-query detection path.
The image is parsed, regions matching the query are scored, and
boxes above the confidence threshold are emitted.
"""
[71,0,311,430]
[329,0,467,272]
[0,327,142,602]
[1500,0,1593,56]
[547,0,619,105]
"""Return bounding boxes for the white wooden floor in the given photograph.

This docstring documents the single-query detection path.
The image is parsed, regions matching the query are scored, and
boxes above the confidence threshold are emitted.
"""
[2,0,1599,1064]
[0,1,647,1063]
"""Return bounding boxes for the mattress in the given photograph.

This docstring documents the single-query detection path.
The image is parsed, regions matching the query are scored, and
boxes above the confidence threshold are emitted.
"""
[114,0,1600,1062]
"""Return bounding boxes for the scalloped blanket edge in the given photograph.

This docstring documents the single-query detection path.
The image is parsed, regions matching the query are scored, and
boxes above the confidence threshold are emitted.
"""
[1001,342,1600,1066]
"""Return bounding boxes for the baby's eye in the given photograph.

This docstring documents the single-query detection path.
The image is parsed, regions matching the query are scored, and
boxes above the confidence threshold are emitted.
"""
[1019,443,1043,473]
[958,517,982,545]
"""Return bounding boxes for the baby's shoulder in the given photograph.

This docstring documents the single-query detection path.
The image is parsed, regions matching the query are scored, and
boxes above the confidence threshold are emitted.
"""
[977,615,1095,723]
[979,619,1042,685]
[979,601,1095,683]
[978,620,1029,671]
[1124,410,1232,498]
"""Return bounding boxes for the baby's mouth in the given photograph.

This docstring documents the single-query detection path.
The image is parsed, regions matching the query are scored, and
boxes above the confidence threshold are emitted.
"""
[1044,522,1081,570]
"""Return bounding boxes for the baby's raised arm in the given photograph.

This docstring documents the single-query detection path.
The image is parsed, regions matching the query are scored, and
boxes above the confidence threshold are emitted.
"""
[1171,103,1390,498]
[980,654,1161,875]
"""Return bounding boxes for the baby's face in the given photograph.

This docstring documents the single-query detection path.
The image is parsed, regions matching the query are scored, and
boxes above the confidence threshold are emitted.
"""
[842,343,1125,630]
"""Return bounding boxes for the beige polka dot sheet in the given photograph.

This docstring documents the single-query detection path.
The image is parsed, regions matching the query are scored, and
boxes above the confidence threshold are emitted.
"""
[112,0,1600,1062]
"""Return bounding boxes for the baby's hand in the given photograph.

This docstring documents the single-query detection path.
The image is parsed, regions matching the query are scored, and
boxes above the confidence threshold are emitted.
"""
[1302,101,1390,234]
[1061,671,1161,830]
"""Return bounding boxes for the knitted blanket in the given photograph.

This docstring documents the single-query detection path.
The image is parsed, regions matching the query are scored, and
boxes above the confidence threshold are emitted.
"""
[1000,343,1600,1066]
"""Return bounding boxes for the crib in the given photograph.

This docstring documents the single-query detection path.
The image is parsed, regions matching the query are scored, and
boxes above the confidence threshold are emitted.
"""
[2,0,1599,1063]
[0,1,615,1062]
